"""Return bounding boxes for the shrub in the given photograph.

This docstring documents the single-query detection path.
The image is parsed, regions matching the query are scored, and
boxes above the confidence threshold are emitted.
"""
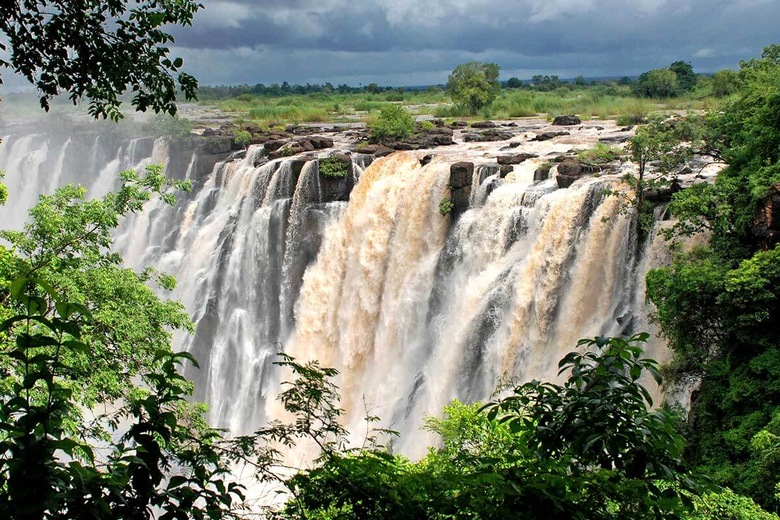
[439,197,454,215]
[233,129,252,147]
[577,143,623,164]
[318,156,350,178]
[369,105,414,140]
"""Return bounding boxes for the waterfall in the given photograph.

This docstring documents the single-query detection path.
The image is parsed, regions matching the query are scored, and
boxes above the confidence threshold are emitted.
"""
[0,125,677,461]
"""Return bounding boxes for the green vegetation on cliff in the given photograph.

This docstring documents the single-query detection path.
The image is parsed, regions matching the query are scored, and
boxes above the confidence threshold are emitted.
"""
[645,44,780,510]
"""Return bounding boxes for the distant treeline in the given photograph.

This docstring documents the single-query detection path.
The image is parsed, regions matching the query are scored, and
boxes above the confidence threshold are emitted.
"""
[195,76,638,100]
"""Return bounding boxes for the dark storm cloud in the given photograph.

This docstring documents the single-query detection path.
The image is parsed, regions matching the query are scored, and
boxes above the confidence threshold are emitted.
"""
[168,0,780,85]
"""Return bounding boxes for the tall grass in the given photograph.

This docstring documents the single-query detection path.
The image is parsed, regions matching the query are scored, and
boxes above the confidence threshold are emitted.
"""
[203,86,723,126]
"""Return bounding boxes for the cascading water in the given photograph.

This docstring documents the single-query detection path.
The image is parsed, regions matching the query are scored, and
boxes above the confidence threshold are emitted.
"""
[0,122,675,462]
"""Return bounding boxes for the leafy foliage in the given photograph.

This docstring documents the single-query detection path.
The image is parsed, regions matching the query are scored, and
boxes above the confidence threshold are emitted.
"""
[285,334,705,519]
[633,69,681,98]
[0,0,202,120]
[447,61,501,116]
[438,197,454,215]
[646,44,780,508]
[369,104,415,140]
[233,129,252,148]
[318,156,350,178]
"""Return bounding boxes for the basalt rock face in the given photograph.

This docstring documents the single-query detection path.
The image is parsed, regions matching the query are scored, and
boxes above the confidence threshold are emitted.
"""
[449,162,474,217]
[534,163,553,181]
[556,161,595,188]
[318,155,356,203]
[753,183,780,249]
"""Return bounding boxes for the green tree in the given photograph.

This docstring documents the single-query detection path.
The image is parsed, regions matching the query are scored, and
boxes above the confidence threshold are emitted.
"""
[285,335,704,520]
[646,44,780,507]
[713,69,740,97]
[632,68,680,98]
[0,0,202,120]
[446,61,501,116]
[670,60,697,92]
[505,77,523,89]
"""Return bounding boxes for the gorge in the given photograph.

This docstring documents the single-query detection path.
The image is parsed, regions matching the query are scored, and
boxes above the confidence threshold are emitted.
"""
[0,115,682,461]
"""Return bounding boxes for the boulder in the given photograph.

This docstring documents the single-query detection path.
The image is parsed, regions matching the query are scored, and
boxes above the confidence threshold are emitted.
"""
[297,139,316,152]
[264,139,288,152]
[319,154,355,203]
[599,135,630,144]
[200,136,232,155]
[421,154,435,166]
[499,165,513,178]
[557,161,584,176]
[450,162,474,189]
[497,153,538,166]
[471,121,496,129]
[463,129,513,142]
[532,131,570,142]
[308,136,335,149]
[552,114,581,126]
[556,161,587,188]
[534,163,552,181]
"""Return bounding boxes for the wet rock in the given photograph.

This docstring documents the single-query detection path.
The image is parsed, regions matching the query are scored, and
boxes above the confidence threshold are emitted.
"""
[264,139,288,152]
[297,139,316,152]
[308,136,335,149]
[427,126,454,136]
[599,135,630,144]
[450,186,472,217]
[450,120,468,127]
[753,183,780,249]
[200,136,232,155]
[534,163,552,181]
[497,153,538,166]
[290,159,309,187]
[552,114,581,126]
[471,121,497,129]
[463,129,513,142]
[319,154,355,203]
[355,143,395,157]
[500,142,521,150]
[450,162,474,189]
[556,161,593,188]
[421,154,435,166]
[499,165,513,178]
[532,131,570,142]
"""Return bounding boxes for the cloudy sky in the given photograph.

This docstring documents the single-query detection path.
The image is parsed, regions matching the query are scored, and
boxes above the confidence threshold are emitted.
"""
[166,0,780,87]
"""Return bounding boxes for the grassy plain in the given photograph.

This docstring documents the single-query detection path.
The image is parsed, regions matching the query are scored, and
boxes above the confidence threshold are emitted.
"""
[200,83,722,128]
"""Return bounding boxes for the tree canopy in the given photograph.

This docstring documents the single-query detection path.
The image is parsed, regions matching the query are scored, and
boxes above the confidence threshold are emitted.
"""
[0,0,202,120]
[446,61,501,116]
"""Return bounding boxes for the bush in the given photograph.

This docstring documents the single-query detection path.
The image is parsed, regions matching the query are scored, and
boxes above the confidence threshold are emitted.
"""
[438,197,454,215]
[151,114,193,143]
[686,489,779,519]
[577,143,623,164]
[233,129,252,147]
[369,105,414,140]
[318,156,350,178]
